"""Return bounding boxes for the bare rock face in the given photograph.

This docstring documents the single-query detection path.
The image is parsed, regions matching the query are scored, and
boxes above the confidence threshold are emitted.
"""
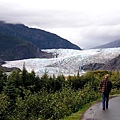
[82,54,120,71]
[82,63,105,71]
[100,54,120,70]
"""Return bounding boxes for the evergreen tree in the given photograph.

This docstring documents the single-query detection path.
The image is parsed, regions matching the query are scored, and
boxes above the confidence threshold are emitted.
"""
[21,63,27,87]
[0,71,7,93]
[4,79,18,111]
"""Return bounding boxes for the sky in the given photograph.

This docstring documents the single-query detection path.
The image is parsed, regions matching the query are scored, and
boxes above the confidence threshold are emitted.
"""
[0,0,120,49]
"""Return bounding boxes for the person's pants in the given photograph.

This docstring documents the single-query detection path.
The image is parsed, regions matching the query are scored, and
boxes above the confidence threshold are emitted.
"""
[102,93,109,109]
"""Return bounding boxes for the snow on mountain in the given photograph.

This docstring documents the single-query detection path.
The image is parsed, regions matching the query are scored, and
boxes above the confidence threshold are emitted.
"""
[2,48,120,77]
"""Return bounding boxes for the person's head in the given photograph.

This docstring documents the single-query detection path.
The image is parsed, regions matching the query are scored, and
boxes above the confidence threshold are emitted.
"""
[104,74,109,79]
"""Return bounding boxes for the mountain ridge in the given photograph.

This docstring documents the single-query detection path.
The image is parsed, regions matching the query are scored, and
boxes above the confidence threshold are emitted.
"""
[92,39,120,49]
[0,21,81,50]
[0,21,81,61]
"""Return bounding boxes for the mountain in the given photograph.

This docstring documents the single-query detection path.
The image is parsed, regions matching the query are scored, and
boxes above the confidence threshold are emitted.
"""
[0,21,81,61]
[0,58,5,65]
[0,21,81,50]
[92,40,120,49]
[0,32,53,61]
[93,40,120,49]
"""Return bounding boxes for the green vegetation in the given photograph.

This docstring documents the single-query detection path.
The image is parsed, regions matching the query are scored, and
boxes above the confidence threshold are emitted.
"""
[0,32,40,60]
[0,68,120,120]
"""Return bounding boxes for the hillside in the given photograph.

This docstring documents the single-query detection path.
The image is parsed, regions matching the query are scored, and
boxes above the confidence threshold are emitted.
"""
[0,21,81,61]
[0,32,53,61]
[0,21,81,50]
[93,40,120,49]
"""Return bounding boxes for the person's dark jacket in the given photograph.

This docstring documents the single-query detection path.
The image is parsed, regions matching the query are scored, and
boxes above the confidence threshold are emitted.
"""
[100,79,112,93]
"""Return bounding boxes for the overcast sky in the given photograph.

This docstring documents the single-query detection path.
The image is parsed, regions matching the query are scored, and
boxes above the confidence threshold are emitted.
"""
[0,0,120,49]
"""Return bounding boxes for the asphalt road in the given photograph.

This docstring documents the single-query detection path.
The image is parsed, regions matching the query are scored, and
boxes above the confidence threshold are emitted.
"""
[81,95,120,120]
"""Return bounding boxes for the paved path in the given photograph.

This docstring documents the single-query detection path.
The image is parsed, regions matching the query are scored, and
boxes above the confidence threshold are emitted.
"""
[81,95,120,120]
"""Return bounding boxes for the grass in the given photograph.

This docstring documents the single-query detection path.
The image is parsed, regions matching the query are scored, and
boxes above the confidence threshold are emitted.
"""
[61,101,98,120]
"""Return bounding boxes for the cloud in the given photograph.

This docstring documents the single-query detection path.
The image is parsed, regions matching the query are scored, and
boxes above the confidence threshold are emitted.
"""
[0,0,120,49]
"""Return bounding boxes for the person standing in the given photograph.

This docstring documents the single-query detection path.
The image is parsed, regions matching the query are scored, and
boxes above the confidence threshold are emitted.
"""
[100,74,112,110]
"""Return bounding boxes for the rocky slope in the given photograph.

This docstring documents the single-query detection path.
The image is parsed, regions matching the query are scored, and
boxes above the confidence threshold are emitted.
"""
[83,54,120,71]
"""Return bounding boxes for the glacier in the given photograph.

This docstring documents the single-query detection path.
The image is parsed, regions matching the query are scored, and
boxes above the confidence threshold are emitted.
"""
[2,48,120,77]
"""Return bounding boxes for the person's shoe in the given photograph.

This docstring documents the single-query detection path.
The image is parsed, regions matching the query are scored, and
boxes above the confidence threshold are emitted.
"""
[106,107,108,109]
[103,107,105,110]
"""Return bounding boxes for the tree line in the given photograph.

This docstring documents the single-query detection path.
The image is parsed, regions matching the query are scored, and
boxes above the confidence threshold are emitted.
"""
[0,66,120,120]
